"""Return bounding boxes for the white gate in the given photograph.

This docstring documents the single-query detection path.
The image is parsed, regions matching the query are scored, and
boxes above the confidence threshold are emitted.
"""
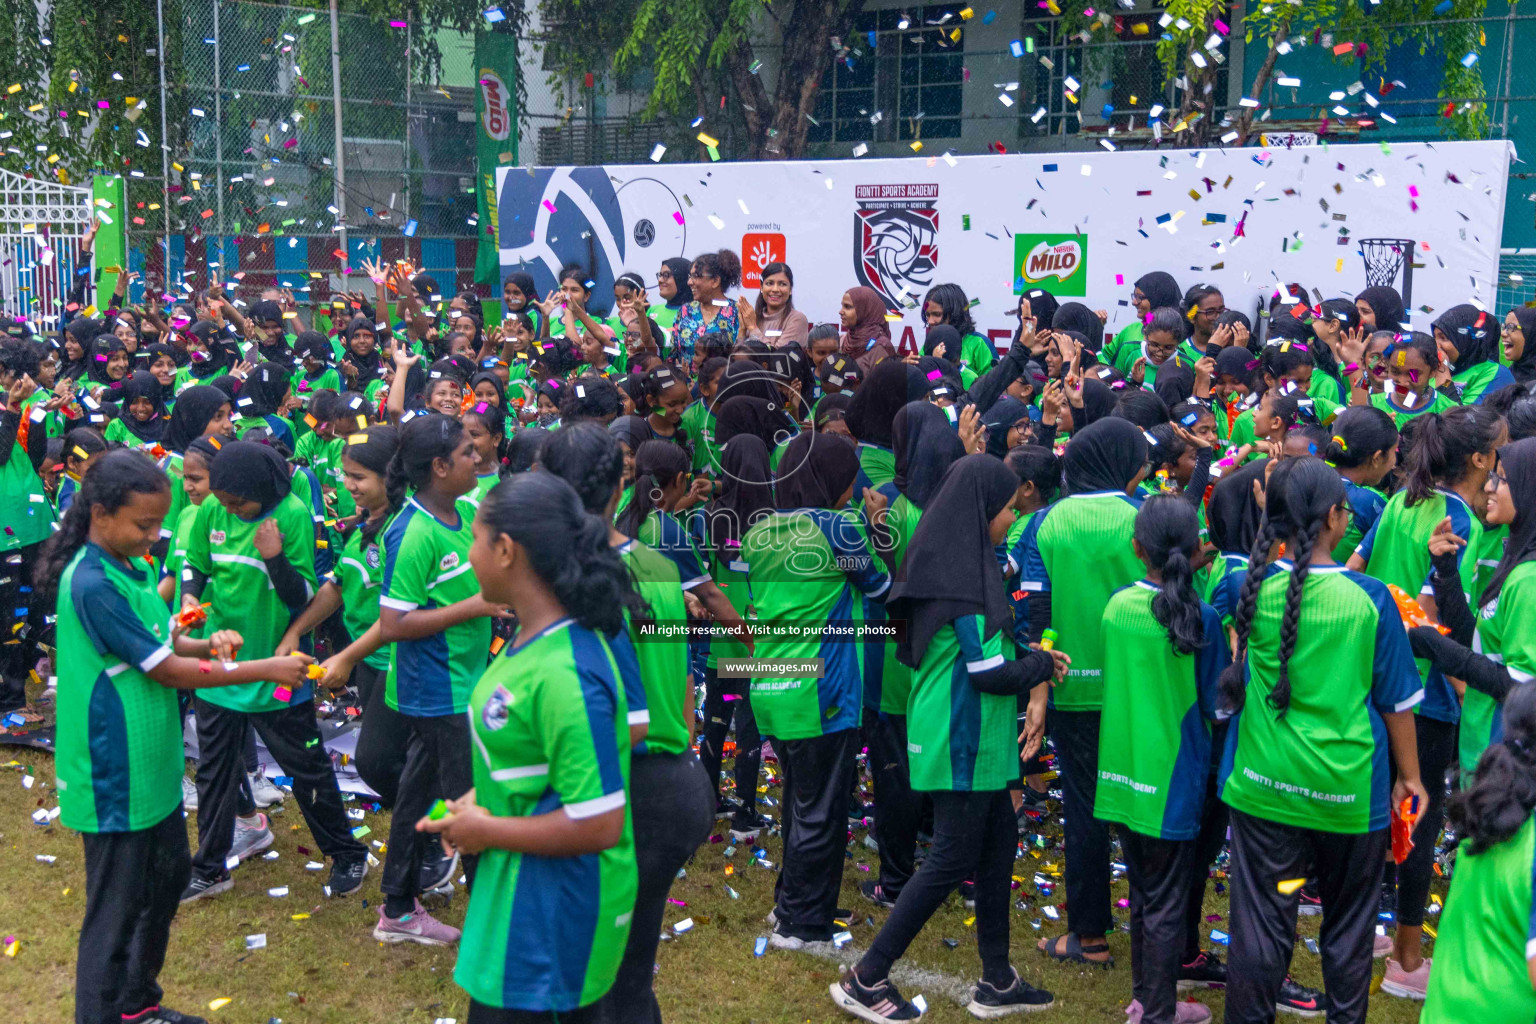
[0,169,94,331]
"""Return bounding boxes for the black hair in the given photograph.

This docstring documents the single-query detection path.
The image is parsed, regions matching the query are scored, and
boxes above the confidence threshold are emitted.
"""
[559,375,621,423]
[0,338,41,382]
[1322,405,1398,469]
[691,249,742,293]
[305,389,343,426]
[539,421,625,516]
[1260,338,1316,385]
[557,264,593,296]
[807,322,841,350]
[1387,330,1442,373]
[385,413,464,513]
[463,401,509,468]
[1316,297,1361,333]
[1144,306,1188,342]
[36,449,169,608]
[922,283,977,338]
[1004,444,1061,505]
[753,262,795,322]
[1218,457,1346,717]
[618,439,690,540]
[505,311,535,336]
[1264,389,1304,435]
[342,425,401,543]
[1487,380,1536,441]
[1134,494,1207,654]
[1170,401,1216,432]
[1146,422,1187,471]
[1112,388,1169,430]
[478,472,649,635]
[642,364,689,409]
[1449,682,1536,854]
[1401,404,1504,507]
[615,373,647,412]
[698,357,729,398]
[1216,308,1253,338]
[1182,283,1223,322]
[64,427,108,468]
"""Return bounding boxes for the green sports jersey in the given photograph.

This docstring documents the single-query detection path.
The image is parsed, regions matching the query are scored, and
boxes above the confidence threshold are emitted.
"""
[1105,321,1141,367]
[1358,487,1482,723]
[1218,566,1423,833]
[1306,369,1345,408]
[457,618,636,1011]
[469,472,501,505]
[958,332,996,375]
[906,614,1017,792]
[158,452,186,543]
[1227,407,1256,450]
[1012,491,1144,710]
[55,543,181,833]
[1421,815,1536,1023]
[705,542,753,667]
[743,508,891,739]
[0,428,54,551]
[1370,388,1457,428]
[1095,582,1229,839]
[856,442,895,492]
[680,400,720,474]
[294,431,353,519]
[1452,359,1516,407]
[187,492,318,712]
[617,539,690,756]
[1475,524,1508,603]
[869,494,922,714]
[379,496,489,716]
[103,416,163,449]
[1463,562,1536,776]
[1334,478,1387,564]
[164,502,201,612]
[291,367,341,402]
[334,526,390,671]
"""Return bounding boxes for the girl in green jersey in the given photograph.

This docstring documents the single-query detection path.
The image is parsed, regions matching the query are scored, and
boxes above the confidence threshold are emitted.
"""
[1371,332,1459,427]
[1217,457,1426,1024]
[1322,406,1398,563]
[420,470,646,1024]
[43,450,314,1024]
[1421,651,1536,1020]
[832,456,1062,1023]
[1435,304,1516,406]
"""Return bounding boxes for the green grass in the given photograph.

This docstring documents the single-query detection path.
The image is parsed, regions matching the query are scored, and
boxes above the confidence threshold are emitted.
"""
[0,750,1433,1023]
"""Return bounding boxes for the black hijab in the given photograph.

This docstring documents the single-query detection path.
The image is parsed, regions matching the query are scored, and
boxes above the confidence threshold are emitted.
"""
[209,439,292,516]
[1356,285,1405,334]
[716,395,793,452]
[980,396,1032,459]
[712,434,775,555]
[774,432,861,509]
[1512,308,1536,384]
[1135,271,1183,313]
[87,334,126,388]
[1063,417,1148,494]
[893,401,966,509]
[924,323,962,359]
[1077,377,1117,429]
[142,343,178,403]
[1052,301,1104,353]
[1433,303,1499,375]
[886,455,1018,666]
[468,370,507,409]
[1020,289,1059,337]
[718,358,783,406]
[117,371,169,443]
[1207,457,1270,554]
[187,321,240,380]
[846,359,913,449]
[239,362,291,419]
[59,317,100,380]
[164,385,231,453]
[608,415,652,453]
[1479,437,1536,608]
[663,257,694,308]
[342,315,385,383]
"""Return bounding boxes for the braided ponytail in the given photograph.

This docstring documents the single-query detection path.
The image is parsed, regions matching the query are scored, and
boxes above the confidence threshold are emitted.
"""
[1217,520,1278,716]
[1268,517,1322,716]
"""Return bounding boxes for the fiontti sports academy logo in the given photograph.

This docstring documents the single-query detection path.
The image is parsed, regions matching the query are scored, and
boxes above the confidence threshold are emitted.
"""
[853,183,938,308]
[1013,234,1088,297]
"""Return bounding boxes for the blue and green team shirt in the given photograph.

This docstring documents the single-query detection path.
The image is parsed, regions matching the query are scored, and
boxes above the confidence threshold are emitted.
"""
[636,510,710,591]
[379,495,490,716]
[55,543,182,833]
[1357,487,1483,724]
[1218,565,1424,834]
[1095,582,1229,840]
[457,618,637,1012]
[615,539,688,757]
[1334,477,1388,564]
[1452,360,1516,406]
[1421,814,1536,1023]
[854,442,896,494]
[1206,556,1295,627]
[906,613,1019,793]
[742,507,890,740]
[1011,490,1145,710]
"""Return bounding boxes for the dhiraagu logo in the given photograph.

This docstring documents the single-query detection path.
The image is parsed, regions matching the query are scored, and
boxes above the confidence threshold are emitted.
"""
[1013,234,1088,296]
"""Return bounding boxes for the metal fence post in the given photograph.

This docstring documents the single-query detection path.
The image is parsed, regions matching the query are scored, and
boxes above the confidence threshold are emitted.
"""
[330,0,348,272]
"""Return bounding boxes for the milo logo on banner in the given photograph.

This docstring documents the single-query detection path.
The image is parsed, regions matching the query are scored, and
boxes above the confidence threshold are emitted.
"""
[479,71,513,141]
[1014,234,1088,296]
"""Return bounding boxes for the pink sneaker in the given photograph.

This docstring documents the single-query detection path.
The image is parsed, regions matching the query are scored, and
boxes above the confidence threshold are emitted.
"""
[1373,932,1394,958]
[371,900,461,946]
[1126,999,1211,1023]
[1380,957,1431,1000]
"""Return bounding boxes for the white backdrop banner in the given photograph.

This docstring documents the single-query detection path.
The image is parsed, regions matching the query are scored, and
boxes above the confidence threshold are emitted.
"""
[496,140,1510,353]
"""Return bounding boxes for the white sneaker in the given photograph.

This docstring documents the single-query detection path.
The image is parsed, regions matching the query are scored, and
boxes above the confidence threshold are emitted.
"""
[230,812,274,862]
[248,771,285,808]
[181,776,198,812]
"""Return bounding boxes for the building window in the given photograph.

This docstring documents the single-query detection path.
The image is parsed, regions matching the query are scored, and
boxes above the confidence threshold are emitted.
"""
[807,4,966,145]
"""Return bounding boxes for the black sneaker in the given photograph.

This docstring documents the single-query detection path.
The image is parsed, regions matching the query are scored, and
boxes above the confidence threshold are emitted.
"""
[715,799,741,821]
[729,811,773,843]
[829,968,923,1022]
[968,968,1054,1017]
[1177,949,1228,990]
[861,879,898,908]
[179,872,232,904]
[327,856,369,898]
[122,1007,210,1024]
[1276,975,1324,1017]
[419,842,460,894]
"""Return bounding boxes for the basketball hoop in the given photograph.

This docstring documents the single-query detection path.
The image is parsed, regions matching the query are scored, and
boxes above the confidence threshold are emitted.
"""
[1358,237,1416,308]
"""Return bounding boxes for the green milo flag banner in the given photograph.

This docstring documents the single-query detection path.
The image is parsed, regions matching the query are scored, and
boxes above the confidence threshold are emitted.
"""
[1013,233,1087,297]
[474,31,519,288]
